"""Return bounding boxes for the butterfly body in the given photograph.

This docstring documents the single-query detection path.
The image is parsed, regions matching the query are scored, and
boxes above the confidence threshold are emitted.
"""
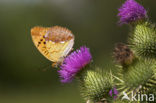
[31,26,74,66]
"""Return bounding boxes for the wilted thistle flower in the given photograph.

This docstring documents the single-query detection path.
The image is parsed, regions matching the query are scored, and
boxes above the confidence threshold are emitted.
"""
[118,0,147,24]
[58,46,92,83]
[113,43,134,66]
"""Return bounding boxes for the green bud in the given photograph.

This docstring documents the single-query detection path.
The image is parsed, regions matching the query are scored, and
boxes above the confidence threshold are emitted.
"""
[79,67,114,103]
[129,21,156,58]
[114,58,156,100]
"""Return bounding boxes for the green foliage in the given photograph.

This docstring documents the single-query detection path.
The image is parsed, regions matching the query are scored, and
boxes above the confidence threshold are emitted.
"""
[79,67,114,103]
[129,21,156,58]
[78,3,156,103]
[114,58,156,101]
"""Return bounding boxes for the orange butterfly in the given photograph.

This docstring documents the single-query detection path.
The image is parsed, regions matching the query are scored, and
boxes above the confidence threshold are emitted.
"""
[31,26,74,67]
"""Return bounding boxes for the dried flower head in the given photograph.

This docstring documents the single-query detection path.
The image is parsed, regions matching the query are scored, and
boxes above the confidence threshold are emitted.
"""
[58,46,92,83]
[118,0,147,24]
[113,43,134,65]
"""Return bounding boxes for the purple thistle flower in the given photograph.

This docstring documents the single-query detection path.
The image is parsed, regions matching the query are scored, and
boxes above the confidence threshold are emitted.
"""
[109,89,113,97]
[118,0,147,24]
[109,87,119,100]
[58,46,92,83]
[114,87,118,95]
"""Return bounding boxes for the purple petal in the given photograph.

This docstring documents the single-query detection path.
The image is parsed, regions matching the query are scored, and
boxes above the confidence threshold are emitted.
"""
[109,89,113,96]
[58,46,92,83]
[118,0,147,24]
[114,96,118,100]
[114,87,118,95]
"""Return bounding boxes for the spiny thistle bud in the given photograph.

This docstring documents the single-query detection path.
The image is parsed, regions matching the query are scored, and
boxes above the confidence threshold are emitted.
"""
[113,43,135,66]
[114,59,156,101]
[79,67,114,103]
[118,0,147,25]
[129,22,156,58]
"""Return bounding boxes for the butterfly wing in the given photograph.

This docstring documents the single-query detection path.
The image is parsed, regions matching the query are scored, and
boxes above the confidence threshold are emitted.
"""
[31,26,52,61]
[45,26,74,63]
[31,26,74,63]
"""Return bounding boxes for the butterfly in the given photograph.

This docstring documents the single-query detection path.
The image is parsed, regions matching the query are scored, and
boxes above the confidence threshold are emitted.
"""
[31,26,75,67]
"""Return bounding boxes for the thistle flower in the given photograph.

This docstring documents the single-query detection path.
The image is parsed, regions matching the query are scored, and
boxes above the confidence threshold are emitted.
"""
[109,87,118,99]
[118,0,147,24]
[58,46,92,83]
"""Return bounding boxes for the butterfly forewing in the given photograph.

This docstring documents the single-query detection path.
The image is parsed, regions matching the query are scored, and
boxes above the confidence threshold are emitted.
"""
[31,27,51,61]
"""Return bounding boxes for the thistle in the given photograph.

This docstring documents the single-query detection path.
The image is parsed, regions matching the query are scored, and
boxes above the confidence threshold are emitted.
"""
[118,0,147,24]
[129,21,156,58]
[58,46,92,83]
[79,67,114,103]
[114,58,156,102]
[37,0,156,102]
[113,43,135,66]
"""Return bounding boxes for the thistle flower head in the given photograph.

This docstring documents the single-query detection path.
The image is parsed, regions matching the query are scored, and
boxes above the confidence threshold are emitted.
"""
[118,0,147,24]
[58,46,92,83]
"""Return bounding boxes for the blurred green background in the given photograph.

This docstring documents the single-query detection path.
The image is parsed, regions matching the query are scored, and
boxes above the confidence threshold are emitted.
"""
[0,0,155,103]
